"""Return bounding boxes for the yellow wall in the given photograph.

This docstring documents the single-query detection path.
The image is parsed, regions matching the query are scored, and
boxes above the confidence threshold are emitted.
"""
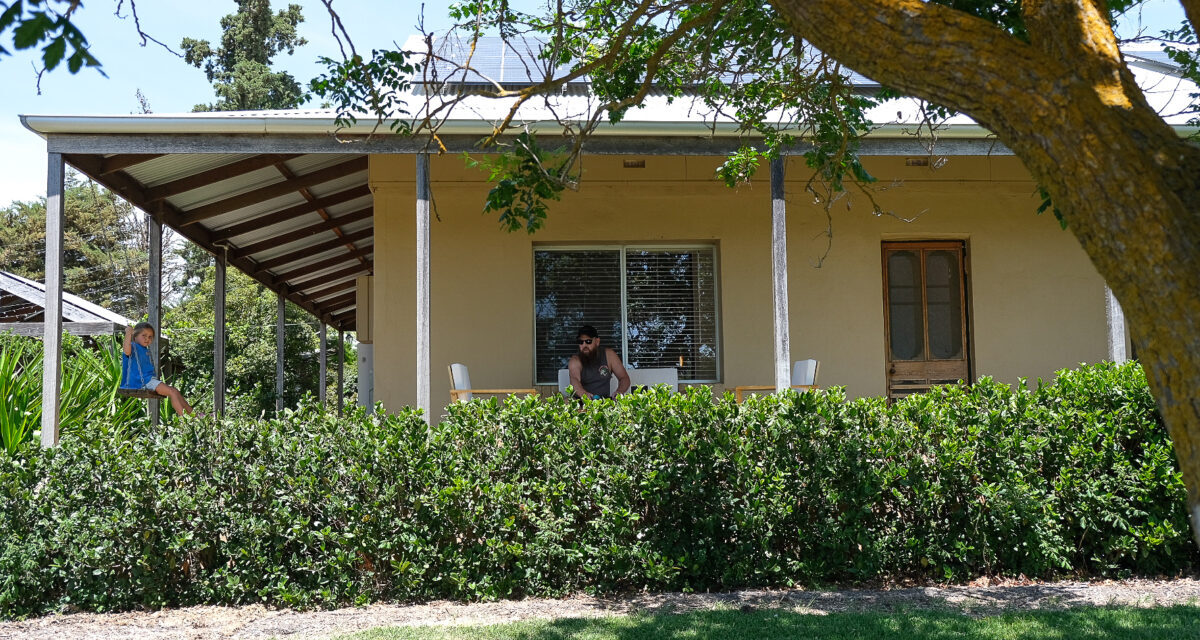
[368,152,1108,415]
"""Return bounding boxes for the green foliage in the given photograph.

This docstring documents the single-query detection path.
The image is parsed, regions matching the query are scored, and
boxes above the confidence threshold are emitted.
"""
[464,132,574,233]
[0,333,146,454]
[1036,185,1068,230]
[0,0,102,74]
[163,265,353,418]
[0,362,1191,618]
[1161,20,1200,134]
[181,0,307,111]
[309,48,418,134]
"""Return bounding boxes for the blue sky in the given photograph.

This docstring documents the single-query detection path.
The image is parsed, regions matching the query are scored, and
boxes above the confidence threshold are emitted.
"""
[0,0,1188,206]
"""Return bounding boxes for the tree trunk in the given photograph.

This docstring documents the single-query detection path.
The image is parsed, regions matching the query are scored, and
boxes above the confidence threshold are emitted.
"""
[773,0,1200,547]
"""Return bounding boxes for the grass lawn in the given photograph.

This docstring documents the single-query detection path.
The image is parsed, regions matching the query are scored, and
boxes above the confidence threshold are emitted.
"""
[338,606,1200,639]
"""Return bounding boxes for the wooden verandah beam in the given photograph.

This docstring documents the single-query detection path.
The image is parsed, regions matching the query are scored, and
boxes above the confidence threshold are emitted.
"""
[231,207,371,260]
[144,154,303,202]
[271,246,373,285]
[209,184,371,242]
[181,157,367,225]
[98,154,162,174]
[253,228,373,273]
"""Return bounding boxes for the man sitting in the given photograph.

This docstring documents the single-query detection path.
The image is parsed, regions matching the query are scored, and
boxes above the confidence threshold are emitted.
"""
[567,324,631,400]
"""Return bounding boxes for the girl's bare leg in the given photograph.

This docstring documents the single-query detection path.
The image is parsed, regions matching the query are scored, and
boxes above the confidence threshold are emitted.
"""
[155,384,194,415]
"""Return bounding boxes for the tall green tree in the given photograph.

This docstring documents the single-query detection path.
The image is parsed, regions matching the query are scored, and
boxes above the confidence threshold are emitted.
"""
[0,171,149,319]
[180,0,307,112]
[165,265,354,417]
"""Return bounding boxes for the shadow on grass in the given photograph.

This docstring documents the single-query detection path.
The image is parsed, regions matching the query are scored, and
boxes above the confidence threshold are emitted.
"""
[350,606,1200,639]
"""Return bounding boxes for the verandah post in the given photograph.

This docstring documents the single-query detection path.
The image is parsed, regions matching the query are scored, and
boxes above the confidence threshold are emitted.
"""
[318,323,327,405]
[337,329,345,416]
[40,152,65,448]
[1105,285,1128,363]
[770,155,791,392]
[148,208,163,427]
[214,250,226,416]
[276,293,285,413]
[416,152,431,422]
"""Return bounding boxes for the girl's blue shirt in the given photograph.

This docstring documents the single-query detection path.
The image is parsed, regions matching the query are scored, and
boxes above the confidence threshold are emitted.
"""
[120,342,156,389]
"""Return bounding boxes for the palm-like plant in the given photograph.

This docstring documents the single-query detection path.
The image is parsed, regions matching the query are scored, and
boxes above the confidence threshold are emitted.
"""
[0,332,147,454]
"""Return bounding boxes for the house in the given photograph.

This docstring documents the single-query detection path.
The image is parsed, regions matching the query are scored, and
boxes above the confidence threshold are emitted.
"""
[20,39,1194,438]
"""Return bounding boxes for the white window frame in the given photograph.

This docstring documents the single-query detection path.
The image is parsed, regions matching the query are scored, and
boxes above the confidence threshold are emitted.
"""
[532,243,722,384]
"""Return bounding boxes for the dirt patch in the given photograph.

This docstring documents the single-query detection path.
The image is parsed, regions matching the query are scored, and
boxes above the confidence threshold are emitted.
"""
[2,578,1198,640]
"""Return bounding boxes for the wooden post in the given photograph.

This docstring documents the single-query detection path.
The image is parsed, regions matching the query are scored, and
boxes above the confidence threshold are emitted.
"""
[214,251,226,416]
[40,153,65,448]
[276,293,285,413]
[337,329,345,416]
[770,155,791,392]
[416,152,431,421]
[148,211,163,426]
[1104,284,1128,363]
[318,323,327,405]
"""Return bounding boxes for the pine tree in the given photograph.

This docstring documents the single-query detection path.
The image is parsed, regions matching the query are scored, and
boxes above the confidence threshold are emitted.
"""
[180,0,307,112]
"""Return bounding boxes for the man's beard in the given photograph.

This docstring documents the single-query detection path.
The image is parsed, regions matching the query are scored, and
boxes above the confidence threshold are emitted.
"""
[579,347,598,366]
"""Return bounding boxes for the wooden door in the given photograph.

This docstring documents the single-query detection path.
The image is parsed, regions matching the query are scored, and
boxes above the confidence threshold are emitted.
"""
[882,242,971,399]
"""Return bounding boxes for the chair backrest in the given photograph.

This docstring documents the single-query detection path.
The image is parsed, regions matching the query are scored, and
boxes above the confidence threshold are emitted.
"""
[557,367,679,394]
[627,367,679,393]
[448,363,473,401]
[791,359,820,386]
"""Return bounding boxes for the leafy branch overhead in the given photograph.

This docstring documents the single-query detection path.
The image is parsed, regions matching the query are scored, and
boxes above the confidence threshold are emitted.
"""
[306,1,908,234]
[0,0,101,78]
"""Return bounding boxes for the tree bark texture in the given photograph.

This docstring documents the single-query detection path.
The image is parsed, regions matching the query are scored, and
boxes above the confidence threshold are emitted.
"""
[772,0,1200,546]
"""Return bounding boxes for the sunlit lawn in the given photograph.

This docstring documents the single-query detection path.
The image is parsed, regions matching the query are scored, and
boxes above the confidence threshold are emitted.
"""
[339,606,1200,639]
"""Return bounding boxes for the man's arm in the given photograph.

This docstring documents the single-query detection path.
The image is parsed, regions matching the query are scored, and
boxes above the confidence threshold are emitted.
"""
[567,355,587,398]
[122,326,133,356]
[608,349,631,396]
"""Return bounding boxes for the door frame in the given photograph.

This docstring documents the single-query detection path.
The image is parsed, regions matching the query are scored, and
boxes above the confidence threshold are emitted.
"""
[880,240,974,399]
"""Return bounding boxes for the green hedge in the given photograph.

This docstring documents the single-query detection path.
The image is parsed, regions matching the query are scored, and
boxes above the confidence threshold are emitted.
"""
[0,361,1194,617]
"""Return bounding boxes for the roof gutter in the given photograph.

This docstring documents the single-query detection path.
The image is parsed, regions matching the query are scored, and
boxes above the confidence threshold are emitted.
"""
[21,112,1198,141]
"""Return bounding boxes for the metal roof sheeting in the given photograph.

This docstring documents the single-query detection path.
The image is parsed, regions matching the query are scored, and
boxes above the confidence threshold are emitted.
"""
[0,271,136,325]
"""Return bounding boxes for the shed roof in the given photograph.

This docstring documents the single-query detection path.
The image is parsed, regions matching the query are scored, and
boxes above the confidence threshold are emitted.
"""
[0,270,136,325]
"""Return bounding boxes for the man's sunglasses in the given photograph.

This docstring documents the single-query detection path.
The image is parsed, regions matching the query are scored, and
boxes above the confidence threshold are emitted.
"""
[577,338,594,345]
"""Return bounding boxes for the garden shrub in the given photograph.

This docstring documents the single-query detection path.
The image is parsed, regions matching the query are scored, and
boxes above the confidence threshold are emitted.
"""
[0,361,1193,618]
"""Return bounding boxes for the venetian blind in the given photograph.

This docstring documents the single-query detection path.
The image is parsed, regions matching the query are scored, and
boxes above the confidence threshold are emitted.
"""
[533,246,719,384]
[534,250,622,384]
[624,248,718,381]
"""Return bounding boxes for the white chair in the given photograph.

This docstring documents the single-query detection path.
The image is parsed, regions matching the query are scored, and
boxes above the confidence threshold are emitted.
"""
[447,363,538,402]
[557,366,679,396]
[734,359,820,402]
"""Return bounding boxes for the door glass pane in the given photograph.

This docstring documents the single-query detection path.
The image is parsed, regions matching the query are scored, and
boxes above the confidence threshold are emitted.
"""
[887,251,924,360]
[925,250,963,359]
[533,250,622,383]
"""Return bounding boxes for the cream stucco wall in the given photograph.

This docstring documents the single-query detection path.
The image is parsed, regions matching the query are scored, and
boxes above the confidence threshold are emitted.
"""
[368,153,1108,415]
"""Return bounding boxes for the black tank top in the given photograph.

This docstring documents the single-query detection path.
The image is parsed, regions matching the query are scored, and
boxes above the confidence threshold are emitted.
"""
[579,348,612,398]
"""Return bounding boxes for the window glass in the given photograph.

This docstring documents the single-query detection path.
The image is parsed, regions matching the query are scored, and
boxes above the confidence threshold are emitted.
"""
[925,250,963,359]
[887,250,924,360]
[533,246,719,383]
[534,250,621,384]
[625,249,718,380]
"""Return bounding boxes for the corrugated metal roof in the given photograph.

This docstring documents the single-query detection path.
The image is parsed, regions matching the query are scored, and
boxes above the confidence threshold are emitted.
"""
[0,271,136,325]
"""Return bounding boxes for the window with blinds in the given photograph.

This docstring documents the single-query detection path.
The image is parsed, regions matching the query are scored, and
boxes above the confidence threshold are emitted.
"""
[533,246,720,384]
